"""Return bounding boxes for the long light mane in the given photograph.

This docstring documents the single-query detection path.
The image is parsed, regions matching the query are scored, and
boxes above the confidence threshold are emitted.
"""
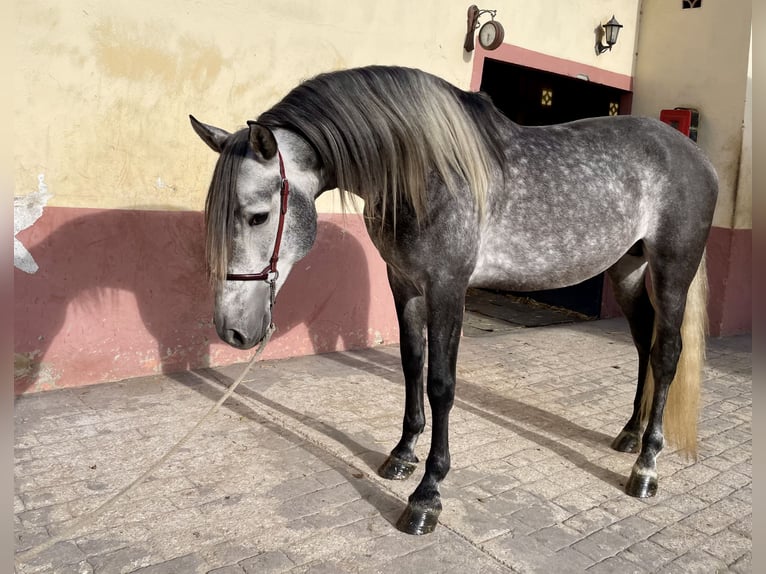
[257,66,504,226]
[205,66,505,282]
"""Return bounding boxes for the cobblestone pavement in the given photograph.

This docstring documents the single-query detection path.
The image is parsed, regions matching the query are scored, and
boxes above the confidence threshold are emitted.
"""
[14,318,751,573]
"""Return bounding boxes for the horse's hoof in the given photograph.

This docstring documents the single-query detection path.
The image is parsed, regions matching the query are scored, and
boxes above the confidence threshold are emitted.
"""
[611,430,641,453]
[625,470,658,498]
[378,455,418,480]
[396,502,440,535]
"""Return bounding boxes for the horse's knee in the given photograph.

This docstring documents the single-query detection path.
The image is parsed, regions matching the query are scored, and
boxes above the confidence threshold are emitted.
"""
[426,377,455,409]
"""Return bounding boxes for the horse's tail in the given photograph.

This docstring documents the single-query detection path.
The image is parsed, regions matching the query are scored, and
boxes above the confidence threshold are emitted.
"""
[641,253,708,459]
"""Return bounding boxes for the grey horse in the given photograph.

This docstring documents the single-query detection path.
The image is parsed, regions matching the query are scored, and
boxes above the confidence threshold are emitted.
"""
[190,65,717,535]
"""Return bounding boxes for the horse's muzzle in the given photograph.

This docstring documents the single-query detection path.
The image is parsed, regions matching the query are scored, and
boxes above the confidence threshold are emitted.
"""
[215,314,271,350]
[221,328,261,349]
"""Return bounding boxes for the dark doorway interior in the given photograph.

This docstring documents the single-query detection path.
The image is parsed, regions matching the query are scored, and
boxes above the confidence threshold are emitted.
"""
[479,57,631,318]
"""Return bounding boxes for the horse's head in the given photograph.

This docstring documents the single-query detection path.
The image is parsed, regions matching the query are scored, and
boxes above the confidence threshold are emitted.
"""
[190,116,318,349]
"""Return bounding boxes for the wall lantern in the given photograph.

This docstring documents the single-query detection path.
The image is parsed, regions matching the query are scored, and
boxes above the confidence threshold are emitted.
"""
[464,5,505,52]
[595,15,623,55]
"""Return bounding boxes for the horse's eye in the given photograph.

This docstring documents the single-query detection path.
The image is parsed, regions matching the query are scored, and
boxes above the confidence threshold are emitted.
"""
[248,212,269,227]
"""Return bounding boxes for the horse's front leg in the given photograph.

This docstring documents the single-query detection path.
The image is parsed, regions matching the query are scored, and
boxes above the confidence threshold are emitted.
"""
[379,269,426,480]
[396,285,464,535]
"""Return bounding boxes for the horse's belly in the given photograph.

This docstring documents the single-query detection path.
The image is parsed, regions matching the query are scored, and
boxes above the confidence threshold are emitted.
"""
[470,235,632,291]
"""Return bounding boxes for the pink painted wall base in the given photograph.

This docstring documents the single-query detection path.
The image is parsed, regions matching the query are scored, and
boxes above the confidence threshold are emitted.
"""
[14,209,749,395]
[14,208,398,394]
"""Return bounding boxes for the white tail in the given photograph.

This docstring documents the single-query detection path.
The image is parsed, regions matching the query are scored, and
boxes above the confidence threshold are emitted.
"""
[641,255,708,459]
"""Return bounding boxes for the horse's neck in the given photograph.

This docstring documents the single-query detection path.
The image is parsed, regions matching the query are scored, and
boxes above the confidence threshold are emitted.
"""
[273,129,330,198]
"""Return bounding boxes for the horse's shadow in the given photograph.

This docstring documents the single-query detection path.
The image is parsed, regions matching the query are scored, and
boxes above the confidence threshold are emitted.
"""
[14,208,373,395]
[167,368,405,527]
[321,347,629,490]
[180,339,628,503]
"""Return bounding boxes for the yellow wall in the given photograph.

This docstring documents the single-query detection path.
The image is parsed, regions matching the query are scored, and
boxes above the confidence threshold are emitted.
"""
[631,0,752,229]
[14,0,639,215]
[492,0,640,76]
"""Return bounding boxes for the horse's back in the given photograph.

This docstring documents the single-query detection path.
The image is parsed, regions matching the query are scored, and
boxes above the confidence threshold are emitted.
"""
[470,115,717,291]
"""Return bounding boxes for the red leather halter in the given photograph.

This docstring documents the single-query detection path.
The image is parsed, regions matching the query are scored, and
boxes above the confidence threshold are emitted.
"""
[226,150,290,288]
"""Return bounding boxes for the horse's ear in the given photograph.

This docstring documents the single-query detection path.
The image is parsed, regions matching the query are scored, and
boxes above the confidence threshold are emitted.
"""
[189,115,230,153]
[247,121,278,162]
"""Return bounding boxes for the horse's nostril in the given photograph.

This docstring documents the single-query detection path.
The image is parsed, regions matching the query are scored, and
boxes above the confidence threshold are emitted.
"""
[229,329,246,347]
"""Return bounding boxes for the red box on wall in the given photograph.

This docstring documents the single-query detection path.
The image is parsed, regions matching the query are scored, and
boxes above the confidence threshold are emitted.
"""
[660,108,699,142]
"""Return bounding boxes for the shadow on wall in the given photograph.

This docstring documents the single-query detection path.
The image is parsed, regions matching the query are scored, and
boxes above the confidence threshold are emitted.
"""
[14,208,383,395]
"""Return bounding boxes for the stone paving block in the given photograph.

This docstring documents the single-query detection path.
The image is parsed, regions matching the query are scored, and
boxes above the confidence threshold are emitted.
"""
[603,515,660,541]
[288,498,383,533]
[440,500,514,543]
[14,524,50,554]
[15,541,86,574]
[290,559,359,574]
[373,540,511,574]
[649,523,708,555]
[350,531,434,568]
[275,483,362,522]
[523,477,575,500]
[208,567,246,574]
[50,559,95,574]
[729,551,752,574]
[698,527,751,564]
[563,507,618,535]
[73,524,152,558]
[21,482,111,512]
[481,533,558,573]
[716,468,752,491]
[17,501,75,530]
[198,541,266,571]
[238,550,296,573]
[132,552,209,573]
[597,494,651,521]
[619,539,677,571]
[585,555,644,574]
[527,524,582,552]
[86,545,161,574]
[552,489,600,514]
[656,549,728,574]
[690,480,737,505]
[26,438,94,461]
[730,513,752,538]
[571,528,632,562]
[636,503,686,526]
[663,493,708,515]
[678,505,737,535]
[511,502,570,531]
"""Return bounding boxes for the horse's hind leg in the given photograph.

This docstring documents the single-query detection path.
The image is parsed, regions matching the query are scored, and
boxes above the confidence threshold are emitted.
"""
[607,249,654,453]
[378,268,426,481]
[625,254,700,498]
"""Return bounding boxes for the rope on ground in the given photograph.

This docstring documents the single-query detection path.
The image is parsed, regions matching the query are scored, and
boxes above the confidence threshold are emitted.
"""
[17,329,514,573]
[15,324,276,565]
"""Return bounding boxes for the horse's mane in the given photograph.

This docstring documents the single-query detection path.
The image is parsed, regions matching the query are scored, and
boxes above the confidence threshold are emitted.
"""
[257,66,505,226]
[205,66,506,282]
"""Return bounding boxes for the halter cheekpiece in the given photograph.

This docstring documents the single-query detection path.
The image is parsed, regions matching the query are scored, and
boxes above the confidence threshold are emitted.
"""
[225,150,290,306]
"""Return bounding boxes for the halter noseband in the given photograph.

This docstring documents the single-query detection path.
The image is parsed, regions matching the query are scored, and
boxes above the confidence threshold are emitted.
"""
[225,150,290,305]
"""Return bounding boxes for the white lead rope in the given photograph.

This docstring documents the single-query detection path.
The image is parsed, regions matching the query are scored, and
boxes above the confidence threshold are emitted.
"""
[16,324,276,564]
